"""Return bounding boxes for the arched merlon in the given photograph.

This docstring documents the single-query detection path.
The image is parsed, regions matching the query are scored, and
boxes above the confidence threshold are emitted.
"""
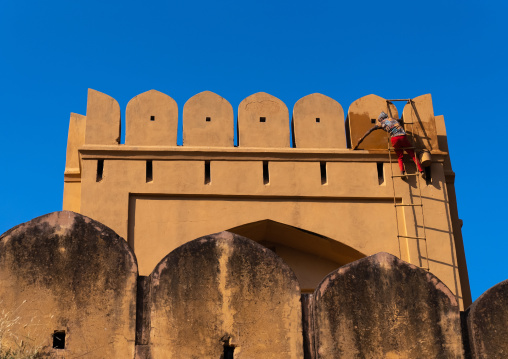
[467,279,508,358]
[0,211,138,358]
[314,252,463,358]
[348,94,398,150]
[65,112,86,174]
[292,93,346,148]
[183,91,234,147]
[402,94,439,151]
[85,88,121,145]
[147,231,303,358]
[125,89,178,146]
[238,92,290,147]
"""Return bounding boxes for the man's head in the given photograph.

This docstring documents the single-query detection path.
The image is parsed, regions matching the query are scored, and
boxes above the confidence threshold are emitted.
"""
[377,111,388,123]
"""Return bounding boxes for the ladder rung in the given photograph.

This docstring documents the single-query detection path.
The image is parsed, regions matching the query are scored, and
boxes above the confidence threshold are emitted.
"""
[403,122,415,124]
[392,173,419,177]
[395,204,423,207]
[386,99,411,102]
[398,235,426,240]
[389,147,415,150]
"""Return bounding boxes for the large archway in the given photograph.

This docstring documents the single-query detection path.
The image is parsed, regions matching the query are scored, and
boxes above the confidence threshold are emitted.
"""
[227,219,366,292]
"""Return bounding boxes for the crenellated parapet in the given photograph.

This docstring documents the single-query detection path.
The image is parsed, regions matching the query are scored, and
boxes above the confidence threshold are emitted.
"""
[69,89,441,151]
[62,88,467,311]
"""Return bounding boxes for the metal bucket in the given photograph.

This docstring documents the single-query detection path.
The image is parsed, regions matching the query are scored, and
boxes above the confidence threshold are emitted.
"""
[419,150,431,167]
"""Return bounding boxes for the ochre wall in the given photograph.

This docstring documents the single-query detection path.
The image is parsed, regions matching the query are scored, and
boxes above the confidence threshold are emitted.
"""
[63,89,470,309]
[1,213,503,358]
[0,212,137,358]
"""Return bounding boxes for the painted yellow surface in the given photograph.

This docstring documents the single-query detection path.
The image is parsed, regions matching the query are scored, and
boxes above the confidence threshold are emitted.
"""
[402,94,439,151]
[183,91,234,146]
[84,89,121,145]
[238,92,290,147]
[125,89,178,146]
[348,94,399,150]
[293,93,346,148]
[63,89,471,309]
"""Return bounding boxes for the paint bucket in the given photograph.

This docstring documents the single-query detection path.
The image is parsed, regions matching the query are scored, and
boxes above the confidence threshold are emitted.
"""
[419,150,431,167]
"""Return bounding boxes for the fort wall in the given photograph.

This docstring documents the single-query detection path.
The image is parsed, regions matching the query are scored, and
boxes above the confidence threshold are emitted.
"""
[63,89,469,310]
[0,213,504,358]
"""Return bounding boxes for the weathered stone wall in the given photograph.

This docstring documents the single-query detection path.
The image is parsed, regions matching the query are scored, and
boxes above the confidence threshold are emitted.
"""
[467,279,508,358]
[313,252,464,358]
[0,214,507,358]
[146,231,303,359]
[0,211,138,358]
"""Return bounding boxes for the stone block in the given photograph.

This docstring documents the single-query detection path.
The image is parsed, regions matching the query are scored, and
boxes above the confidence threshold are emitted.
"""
[0,211,138,358]
[125,89,178,146]
[238,92,290,147]
[348,94,398,150]
[467,279,508,358]
[293,93,346,148]
[402,94,439,151]
[313,252,463,358]
[85,88,121,145]
[183,90,234,147]
[147,231,303,359]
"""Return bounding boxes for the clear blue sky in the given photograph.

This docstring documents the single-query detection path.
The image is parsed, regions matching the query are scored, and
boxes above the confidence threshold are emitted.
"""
[1,0,506,302]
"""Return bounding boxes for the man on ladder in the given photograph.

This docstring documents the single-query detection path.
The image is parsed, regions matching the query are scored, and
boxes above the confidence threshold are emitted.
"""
[354,111,426,179]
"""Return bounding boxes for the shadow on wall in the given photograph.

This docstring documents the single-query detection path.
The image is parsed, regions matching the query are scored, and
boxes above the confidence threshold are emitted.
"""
[1,211,501,359]
[227,219,365,292]
[79,89,440,151]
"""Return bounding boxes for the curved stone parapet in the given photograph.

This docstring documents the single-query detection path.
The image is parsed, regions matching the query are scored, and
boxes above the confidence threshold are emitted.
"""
[0,211,138,358]
[402,94,439,151]
[292,93,346,148]
[238,92,290,147]
[147,231,303,359]
[313,252,463,359]
[467,279,508,358]
[183,91,234,146]
[348,94,398,150]
[85,89,121,145]
[125,90,178,146]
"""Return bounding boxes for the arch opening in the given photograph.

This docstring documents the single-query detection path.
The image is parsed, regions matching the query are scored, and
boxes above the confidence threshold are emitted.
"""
[227,219,366,292]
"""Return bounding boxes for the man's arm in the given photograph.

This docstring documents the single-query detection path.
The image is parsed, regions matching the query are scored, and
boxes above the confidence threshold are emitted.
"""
[353,125,380,150]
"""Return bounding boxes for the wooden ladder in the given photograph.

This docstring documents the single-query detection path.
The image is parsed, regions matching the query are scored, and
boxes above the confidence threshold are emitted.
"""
[386,99,429,270]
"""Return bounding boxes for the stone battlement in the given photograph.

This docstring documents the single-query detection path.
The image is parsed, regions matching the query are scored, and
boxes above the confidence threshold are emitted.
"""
[69,88,441,150]
[62,89,469,315]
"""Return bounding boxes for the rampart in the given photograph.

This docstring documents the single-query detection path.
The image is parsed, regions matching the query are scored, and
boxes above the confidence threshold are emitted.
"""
[0,212,505,358]
[63,89,469,314]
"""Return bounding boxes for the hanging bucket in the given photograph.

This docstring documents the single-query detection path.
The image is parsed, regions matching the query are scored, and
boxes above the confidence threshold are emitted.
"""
[419,150,431,167]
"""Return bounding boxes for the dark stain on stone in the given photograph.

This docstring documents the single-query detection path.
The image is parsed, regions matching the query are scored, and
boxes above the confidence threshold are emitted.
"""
[314,253,462,358]
[467,279,508,358]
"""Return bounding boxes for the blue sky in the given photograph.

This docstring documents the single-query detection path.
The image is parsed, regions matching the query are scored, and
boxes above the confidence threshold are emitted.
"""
[1,0,506,302]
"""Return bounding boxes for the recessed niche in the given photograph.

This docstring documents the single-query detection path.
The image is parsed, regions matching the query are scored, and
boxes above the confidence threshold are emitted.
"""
[316,117,320,123]
[320,162,327,185]
[206,117,211,122]
[150,116,155,121]
[53,330,65,349]
[96,159,104,182]
[377,162,384,185]
[205,161,211,184]
[260,117,266,123]
[146,160,153,183]
[263,161,269,185]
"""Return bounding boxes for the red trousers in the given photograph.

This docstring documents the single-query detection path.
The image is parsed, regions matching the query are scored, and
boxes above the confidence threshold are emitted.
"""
[391,135,423,172]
